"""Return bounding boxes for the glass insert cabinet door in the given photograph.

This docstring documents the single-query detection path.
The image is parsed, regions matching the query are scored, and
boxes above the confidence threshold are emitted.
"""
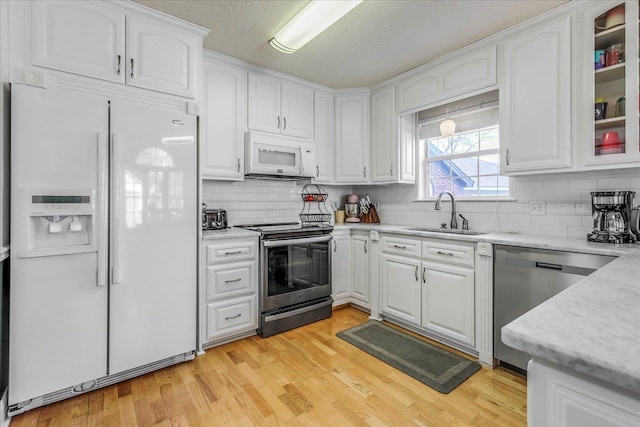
[586,1,640,166]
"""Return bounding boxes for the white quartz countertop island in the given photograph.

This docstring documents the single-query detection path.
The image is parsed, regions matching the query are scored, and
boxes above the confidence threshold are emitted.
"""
[501,247,640,393]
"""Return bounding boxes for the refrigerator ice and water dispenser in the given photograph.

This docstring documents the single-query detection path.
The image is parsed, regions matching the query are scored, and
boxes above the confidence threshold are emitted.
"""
[19,188,96,258]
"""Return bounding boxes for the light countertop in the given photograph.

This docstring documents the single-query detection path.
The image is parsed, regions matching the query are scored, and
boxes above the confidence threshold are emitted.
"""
[202,228,260,240]
[334,222,640,392]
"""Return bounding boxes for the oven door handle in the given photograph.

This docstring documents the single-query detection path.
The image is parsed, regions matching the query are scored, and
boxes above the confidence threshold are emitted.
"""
[263,235,333,247]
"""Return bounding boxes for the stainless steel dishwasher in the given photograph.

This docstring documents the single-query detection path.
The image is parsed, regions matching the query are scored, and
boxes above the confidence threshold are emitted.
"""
[493,245,615,373]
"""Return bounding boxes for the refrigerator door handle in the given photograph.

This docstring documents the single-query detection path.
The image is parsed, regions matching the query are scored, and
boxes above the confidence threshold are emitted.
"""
[97,132,109,287]
[110,134,122,285]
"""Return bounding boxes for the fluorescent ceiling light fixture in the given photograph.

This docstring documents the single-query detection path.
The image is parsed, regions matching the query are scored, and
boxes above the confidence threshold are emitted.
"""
[269,0,363,54]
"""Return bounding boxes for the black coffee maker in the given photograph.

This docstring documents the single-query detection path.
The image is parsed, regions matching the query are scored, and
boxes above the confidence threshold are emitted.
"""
[587,191,637,243]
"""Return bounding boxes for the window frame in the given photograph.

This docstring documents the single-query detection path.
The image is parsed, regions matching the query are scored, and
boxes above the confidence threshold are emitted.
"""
[416,125,514,202]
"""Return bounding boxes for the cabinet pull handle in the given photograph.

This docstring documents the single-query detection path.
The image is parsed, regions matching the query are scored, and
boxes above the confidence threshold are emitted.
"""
[316,165,320,178]
[130,58,134,78]
[224,313,242,321]
[414,266,419,281]
[224,278,242,284]
[224,250,243,255]
[333,240,337,252]
[116,55,121,75]
[363,166,367,178]
[422,267,426,284]
[390,163,393,176]
[506,149,510,166]
[277,116,280,129]
[283,117,287,130]
[364,241,368,253]
[237,157,240,172]
[437,250,455,257]
[393,244,407,250]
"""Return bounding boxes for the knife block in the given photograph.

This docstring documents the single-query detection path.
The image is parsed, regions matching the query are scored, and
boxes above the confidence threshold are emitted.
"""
[362,206,380,223]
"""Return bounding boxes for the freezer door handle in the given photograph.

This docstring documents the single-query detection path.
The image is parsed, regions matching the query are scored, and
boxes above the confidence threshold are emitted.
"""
[110,134,122,285]
[97,132,109,287]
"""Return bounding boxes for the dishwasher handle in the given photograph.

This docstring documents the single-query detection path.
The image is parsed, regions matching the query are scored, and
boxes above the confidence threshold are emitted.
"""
[535,261,562,271]
[505,256,598,277]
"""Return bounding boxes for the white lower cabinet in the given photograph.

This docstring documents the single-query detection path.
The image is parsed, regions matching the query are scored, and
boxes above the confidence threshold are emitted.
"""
[528,358,640,427]
[421,262,475,347]
[380,254,421,325]
[331,231,351,304]
[378,234,476,350]
[351,232,370,306]
[201,236,258,346]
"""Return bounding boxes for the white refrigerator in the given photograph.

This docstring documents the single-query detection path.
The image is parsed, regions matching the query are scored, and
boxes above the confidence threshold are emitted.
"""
[9,84,197,412]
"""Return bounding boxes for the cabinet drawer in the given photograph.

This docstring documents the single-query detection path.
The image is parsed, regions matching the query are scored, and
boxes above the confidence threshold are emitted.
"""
[205,238,257,264]
[206,260,256,301]
[206,296,257,342]
[380,235,421,258]
[422,241,474,267]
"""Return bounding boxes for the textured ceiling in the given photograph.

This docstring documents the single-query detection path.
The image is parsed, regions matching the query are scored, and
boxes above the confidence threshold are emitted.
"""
[134,0,568,89]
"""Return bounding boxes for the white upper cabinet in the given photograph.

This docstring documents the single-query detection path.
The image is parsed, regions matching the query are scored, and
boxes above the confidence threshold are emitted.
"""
[32,1,126,84]
[201,55,247,180]
[125,16,200,97]
[335,90,370,183]
[248,72,314,139]
[371,84,397,183]
[282,81,314,139]
[396,46,497,113]
[500,16,573,174]
[314,89,335,183]
[30,1,204,98]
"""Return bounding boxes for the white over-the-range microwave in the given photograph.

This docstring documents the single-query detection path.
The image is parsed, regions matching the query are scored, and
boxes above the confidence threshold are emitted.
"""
[244,131,316,178]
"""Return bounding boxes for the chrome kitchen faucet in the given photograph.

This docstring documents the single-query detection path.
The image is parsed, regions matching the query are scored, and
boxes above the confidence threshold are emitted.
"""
[435,191,457,230]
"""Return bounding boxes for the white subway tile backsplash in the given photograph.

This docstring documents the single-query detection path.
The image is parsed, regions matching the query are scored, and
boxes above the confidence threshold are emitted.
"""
[569,179,597,190]
[597,178,630,189]
[555,216,583,226]
[543,180,569,191]
[553,191,583,201]
[202,169,639,237]
[531,215,555,225]
[541,224,568,237]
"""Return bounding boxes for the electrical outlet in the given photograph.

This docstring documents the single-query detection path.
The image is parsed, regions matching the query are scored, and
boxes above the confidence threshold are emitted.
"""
[528,201,546,216]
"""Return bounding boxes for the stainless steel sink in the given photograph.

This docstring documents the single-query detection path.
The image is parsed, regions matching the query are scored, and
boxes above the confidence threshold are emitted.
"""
[406,227,487,236]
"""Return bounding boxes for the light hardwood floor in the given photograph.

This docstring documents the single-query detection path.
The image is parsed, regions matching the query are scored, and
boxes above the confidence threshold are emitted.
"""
[10,307,526,426]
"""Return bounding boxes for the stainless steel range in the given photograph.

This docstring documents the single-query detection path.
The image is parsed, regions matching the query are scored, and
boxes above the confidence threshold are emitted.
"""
[236,222,333,337]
